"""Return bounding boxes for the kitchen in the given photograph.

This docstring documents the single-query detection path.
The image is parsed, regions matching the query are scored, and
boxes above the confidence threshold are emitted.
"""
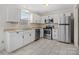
[0,4,78,55]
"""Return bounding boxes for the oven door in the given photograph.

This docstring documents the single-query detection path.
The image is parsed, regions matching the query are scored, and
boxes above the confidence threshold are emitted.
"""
[44,28,52,39]
[44,29,51,34]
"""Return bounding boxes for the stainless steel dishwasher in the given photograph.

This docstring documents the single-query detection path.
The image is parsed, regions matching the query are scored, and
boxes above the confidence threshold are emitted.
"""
[35,29,40,41]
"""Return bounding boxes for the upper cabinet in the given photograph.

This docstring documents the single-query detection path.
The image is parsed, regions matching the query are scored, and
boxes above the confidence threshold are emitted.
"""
[4,5,40,23]
[40,16,47,23]
[20,9,40,23]
[40,15,59,24]
[6,5,21,21]
[31,13,40,23]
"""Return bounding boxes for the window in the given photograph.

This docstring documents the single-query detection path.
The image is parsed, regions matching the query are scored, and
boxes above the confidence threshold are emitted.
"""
[21,9,32,20]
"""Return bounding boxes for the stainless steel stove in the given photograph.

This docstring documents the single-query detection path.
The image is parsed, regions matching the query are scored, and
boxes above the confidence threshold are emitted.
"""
[43,27,52,40]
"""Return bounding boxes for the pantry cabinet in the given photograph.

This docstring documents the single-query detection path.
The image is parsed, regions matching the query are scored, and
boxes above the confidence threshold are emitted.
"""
[5,30,35,52]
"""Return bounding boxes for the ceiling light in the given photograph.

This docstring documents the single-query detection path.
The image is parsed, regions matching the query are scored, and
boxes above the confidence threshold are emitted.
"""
[43,4,48,7]
[45,4,48,6]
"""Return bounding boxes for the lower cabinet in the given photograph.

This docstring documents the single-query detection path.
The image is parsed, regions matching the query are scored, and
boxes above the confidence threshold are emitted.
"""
[5,32,23,52]
[52,29,58,40]
[5,30,35,52]
[40,29,43,38]
[23,30,35,46]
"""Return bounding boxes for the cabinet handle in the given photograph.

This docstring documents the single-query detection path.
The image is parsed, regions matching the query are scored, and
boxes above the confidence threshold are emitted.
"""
[29,34,31,36]
[22,36,24,39]
[16,32,19,34]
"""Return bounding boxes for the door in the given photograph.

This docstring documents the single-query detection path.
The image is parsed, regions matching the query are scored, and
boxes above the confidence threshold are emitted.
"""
[66,25,71,43]
[59,25,66,42]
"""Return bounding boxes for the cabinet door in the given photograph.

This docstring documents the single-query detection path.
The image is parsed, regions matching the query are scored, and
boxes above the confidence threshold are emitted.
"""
[23,30,35,46]
[23,31,30,46]
[53,29,58,40]
[41,16,46,23]
[6,32,23,52]
[18,32,23,48]
[40,29,43,38]
[29,30,35,41]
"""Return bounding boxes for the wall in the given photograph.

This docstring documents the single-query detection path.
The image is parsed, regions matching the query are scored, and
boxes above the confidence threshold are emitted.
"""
[73,5,79,47]
[0,5,7,51]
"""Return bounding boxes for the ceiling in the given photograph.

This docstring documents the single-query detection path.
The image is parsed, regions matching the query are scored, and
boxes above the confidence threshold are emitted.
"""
[20,4,74,15]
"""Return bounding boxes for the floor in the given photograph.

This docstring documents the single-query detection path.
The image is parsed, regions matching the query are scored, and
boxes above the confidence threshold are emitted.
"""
[0,38,79,55]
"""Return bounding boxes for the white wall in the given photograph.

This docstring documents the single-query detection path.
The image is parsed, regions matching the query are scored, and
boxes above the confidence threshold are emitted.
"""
[0,5,7,51]
[73,5,79,47]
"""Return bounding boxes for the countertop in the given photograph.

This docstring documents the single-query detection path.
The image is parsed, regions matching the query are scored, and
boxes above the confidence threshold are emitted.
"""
[4,23,47,32]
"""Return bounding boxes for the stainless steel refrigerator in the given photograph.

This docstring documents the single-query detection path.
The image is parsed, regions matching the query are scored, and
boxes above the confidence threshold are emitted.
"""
[58,14,71,43]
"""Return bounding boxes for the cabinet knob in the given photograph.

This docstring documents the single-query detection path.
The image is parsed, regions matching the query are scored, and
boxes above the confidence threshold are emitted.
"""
[29,34,31,36]
[22,36,24,39]
[16,32,19,34]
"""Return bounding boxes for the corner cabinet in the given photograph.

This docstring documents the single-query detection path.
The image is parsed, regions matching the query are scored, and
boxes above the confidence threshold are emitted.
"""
[5,30,35,52]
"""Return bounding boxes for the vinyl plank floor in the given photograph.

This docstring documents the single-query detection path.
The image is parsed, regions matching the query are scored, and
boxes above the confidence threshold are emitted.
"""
[1,38,79,55]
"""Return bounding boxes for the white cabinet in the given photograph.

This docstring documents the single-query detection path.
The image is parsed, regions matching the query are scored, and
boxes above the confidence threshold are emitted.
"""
[53,15,59,23]
[6,32,23,52]
[32,13,41,23]
[40,29,43,38]
[52,29,58,40]
[41,16,46,23]
[23,31,29,46]
[23,30,35,46]
[29,30,35,41]
[52,25,58,40]
[40,17,45,23]
[5,30,35,52]
[32,14,40,20]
